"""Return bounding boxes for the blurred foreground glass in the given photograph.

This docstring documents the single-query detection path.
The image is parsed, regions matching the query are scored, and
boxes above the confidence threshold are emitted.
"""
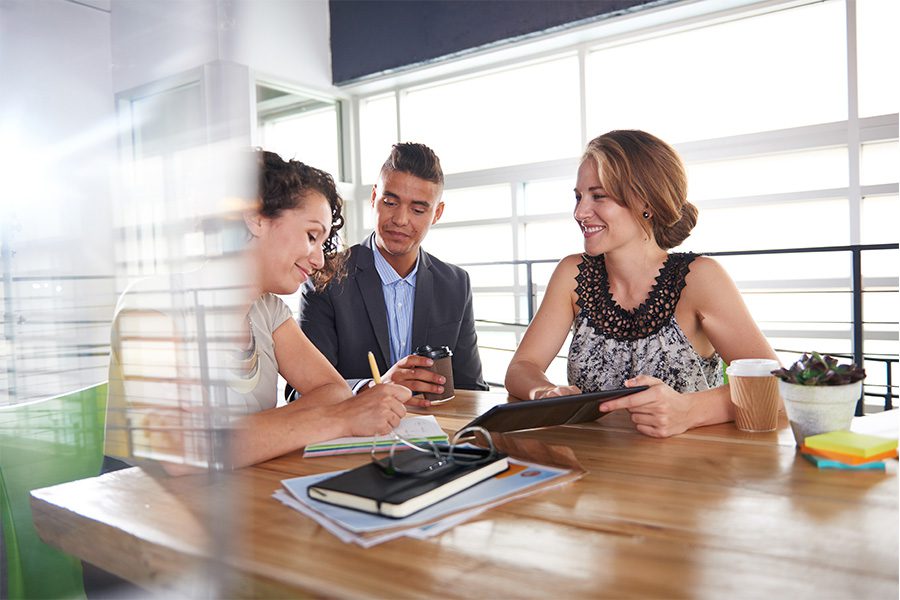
[104,141,258,472]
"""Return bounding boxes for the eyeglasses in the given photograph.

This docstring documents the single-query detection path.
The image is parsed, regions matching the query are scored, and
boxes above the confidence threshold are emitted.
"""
[370,426,497,477]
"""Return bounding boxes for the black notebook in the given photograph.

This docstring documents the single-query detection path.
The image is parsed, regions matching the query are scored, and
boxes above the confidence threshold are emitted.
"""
[307,447,509,519]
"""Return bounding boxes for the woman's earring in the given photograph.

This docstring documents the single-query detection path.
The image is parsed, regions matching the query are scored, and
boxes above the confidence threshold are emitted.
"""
[642,211,650,219]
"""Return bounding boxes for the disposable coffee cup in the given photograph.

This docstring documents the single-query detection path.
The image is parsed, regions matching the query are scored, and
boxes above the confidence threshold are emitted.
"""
[726,359,782,432]
[414,345,455,403]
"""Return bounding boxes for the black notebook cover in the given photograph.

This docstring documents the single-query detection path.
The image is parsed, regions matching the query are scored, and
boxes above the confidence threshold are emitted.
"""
[307,446,508,518]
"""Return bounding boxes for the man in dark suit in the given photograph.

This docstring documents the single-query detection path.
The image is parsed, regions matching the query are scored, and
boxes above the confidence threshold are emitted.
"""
[300,143,488,398]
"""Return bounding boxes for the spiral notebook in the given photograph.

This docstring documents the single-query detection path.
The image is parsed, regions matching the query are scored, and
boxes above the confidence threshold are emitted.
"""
[303,415,449,457]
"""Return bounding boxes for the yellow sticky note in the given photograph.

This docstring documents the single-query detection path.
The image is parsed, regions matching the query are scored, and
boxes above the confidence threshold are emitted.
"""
[804,431,898,458]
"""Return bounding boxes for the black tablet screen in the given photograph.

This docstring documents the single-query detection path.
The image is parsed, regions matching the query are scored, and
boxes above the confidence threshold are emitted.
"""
[464,386,648,433]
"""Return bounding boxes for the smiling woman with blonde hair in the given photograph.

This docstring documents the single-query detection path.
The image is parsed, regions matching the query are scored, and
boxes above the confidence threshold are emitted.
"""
[505,130,778,437]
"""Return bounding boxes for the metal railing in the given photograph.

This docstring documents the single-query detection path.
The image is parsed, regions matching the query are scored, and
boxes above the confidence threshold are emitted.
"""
[462,243,899,414]
[3,244,897,413]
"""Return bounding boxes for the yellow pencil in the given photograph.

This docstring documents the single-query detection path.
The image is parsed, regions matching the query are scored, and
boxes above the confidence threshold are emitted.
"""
[367,351,382,384]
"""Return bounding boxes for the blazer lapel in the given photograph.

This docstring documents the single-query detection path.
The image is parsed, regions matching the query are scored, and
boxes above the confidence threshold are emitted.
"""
[356,248,392,368]
[411,251,433,352]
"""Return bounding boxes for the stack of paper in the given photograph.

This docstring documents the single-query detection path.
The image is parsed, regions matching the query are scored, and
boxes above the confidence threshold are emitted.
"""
[278,435,586,547]
[303,415,449,457]
[801,430,898,470]
[273,457,578,547]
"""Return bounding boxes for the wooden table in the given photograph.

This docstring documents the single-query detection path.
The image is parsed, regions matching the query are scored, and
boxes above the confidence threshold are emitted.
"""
[31,390,898,598]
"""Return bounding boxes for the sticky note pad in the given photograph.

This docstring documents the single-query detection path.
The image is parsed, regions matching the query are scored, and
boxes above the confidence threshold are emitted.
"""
[801,453,886,470]
[804,431,898,458]
[801,444,898,465]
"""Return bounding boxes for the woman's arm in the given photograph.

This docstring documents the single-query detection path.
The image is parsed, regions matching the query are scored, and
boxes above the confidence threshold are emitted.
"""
[685,256,778,365]
[273,317,351,406]
[228,383,410,468]
[505,255,582,399]
[218,312,413,468]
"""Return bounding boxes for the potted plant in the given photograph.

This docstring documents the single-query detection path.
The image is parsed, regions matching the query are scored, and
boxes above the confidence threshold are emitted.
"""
[771,352,866,446]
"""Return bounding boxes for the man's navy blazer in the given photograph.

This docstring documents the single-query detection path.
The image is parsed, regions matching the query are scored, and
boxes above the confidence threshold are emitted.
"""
[300,235,489,391]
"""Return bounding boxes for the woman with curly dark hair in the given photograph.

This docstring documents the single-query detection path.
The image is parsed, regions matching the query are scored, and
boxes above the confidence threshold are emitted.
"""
[230,150,412,467]
[107,150,411,474]
[253,149,346,290]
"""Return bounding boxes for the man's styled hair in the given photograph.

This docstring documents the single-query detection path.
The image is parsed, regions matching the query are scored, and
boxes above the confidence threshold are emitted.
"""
[379,142,444,186]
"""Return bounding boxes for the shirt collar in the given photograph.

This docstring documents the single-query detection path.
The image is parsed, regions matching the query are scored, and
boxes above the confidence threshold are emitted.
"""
[372,236,418,286]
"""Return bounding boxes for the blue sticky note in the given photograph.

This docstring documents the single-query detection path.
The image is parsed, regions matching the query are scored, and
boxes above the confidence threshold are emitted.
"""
[801,452,885,470]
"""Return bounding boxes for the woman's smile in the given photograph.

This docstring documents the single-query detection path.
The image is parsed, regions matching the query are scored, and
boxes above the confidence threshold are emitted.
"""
[580,223,606,238]
[294,262,311,280]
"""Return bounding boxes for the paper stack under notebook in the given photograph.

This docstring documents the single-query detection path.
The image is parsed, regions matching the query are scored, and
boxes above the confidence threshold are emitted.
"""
[801,431,898,470]
[275,435,587,547]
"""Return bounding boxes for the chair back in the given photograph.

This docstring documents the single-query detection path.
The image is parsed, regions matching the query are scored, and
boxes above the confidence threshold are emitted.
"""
[0,382,108,600]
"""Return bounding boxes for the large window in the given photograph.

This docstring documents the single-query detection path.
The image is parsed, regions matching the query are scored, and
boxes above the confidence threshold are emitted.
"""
[255,82,347,328]
[401,56,581,175]
[358,93,398,183]
[856,0,900,118]
[256,83,343,181]
[584,1,847,143]
[346,0,898,408]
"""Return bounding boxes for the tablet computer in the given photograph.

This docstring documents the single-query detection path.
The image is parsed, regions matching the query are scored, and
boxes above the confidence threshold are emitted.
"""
[463,386,648,433]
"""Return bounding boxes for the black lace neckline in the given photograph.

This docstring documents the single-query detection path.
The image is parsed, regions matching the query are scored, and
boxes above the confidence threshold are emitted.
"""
[575,252,697,342]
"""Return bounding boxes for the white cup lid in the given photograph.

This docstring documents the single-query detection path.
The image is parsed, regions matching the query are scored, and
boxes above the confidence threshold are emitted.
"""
[726,358,781,377]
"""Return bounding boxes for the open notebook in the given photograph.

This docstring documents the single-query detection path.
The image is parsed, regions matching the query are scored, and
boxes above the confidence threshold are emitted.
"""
[303,415,449,457]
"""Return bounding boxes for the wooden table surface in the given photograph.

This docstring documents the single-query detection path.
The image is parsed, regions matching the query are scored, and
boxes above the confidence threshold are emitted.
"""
[31,390,898,598]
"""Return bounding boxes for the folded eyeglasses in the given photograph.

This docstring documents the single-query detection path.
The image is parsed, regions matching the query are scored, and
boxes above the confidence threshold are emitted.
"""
[370,425,497,477]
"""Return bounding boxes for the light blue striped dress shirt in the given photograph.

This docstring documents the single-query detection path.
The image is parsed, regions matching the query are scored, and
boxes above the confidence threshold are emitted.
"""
[372,244,418,366]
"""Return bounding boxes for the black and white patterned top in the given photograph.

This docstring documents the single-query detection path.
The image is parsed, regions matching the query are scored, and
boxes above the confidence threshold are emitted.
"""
[566,252,724,393]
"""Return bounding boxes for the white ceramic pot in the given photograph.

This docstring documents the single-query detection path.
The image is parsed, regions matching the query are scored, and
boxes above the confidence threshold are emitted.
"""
[779,380,862,446]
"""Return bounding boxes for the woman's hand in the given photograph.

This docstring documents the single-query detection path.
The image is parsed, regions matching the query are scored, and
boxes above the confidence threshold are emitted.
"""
[599,375,696,438]
[334,383,410,437]
[533,385,582,399]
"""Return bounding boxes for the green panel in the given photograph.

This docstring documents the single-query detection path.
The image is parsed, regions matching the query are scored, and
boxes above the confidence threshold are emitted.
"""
[0,383,108,600]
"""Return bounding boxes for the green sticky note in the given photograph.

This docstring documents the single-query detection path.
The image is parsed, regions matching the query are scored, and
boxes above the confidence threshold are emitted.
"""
[804,431,897,458]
